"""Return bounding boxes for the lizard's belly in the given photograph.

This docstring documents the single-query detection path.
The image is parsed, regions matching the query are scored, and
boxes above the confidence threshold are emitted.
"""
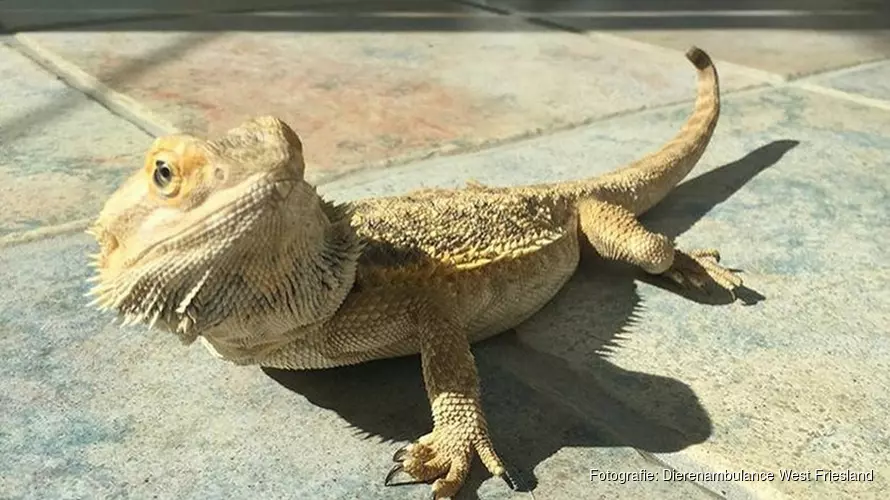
[251,229,580,369]
[461,228,580,342]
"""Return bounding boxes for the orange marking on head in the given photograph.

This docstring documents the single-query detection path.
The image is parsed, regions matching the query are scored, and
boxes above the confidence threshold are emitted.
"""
[144,134,208,205]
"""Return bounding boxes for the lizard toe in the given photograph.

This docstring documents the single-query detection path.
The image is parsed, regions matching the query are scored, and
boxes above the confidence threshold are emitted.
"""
[387,424,506,498]
[689,248,722,262]
[385,438,451,487]
[384,463,427,487]
[666,249,743,296]
[430,453,471,499]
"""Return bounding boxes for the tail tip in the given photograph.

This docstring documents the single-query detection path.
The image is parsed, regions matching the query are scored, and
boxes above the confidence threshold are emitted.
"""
[685,46,713,71]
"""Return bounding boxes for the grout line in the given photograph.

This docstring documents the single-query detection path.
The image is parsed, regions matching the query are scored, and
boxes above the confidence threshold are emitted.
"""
[0,82,773,249]
[452,0,788,85]
[455,0,890,117]
[489,336,775,499]
[8,34,180,138]
[314,82,773,187]
[633,450,728,499]
[789,56,890,82]
[637,449,791,500]
[3,1,887,250]
[586,31,788,85]
[595,33,890,114]
[789,81,890,111]
[0,218,93,249]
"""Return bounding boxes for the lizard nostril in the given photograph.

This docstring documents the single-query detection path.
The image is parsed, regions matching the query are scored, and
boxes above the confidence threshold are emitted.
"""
[107,233,119,252]
[98,228,119,254]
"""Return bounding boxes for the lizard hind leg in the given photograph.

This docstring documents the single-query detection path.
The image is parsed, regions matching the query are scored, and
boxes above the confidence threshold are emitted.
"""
[576,198,742,295]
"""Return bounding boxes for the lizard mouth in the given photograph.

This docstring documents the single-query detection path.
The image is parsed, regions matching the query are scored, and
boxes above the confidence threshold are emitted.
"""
[88,172,298,272]
[86,173,301,339]
[86,225,118,271]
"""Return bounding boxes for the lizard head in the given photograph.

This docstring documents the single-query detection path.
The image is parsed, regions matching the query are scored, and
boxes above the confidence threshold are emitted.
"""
[87,116,360,355]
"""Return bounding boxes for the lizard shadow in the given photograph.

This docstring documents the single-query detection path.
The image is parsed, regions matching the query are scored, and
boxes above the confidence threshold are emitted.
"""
[635,140,801,306]
[264,140,798,498]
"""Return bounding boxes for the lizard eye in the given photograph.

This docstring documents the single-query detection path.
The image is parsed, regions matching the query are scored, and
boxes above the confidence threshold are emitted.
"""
[151,158,181,198]
[153,160,174,188]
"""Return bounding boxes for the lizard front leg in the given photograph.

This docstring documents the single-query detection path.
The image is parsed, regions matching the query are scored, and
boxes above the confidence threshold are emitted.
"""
[577,198,742,293]
[385,304,512,498]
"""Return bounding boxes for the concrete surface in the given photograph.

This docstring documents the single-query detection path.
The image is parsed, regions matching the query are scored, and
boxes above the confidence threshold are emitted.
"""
[473,0,890,78]
[11,2,767,177]
[0,45,150,239]
[1,1,888,499]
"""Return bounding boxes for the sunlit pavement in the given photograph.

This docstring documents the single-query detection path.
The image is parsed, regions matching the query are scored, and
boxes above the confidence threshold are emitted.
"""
[2,2,889,499]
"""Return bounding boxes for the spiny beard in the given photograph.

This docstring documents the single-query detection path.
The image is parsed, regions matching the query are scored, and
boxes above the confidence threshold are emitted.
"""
[86,188,276,343]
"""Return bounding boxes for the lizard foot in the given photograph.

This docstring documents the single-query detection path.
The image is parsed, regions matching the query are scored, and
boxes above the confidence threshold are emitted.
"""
[385,423,513,498]
[664,249,742,295]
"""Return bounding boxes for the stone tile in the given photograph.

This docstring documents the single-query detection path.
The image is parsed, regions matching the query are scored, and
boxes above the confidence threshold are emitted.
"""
[810,61,890,102]
[17,1,767,179]
[610,29,890,79]
[324,86,890,498]
[474,0,890,78]
[0,45,150,239]
[0,234,713,499]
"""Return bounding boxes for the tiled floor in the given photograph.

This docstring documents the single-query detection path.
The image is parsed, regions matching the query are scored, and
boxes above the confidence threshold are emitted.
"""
[0,46,149,239]
[14,4,767,176]
[472,0,890,77]
[1,1,889,499]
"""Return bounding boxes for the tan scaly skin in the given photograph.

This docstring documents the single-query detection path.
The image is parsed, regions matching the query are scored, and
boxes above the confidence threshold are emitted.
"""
[87,47,740,499]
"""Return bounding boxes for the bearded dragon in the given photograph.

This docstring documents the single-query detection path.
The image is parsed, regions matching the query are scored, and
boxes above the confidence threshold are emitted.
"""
[87,47,740,498]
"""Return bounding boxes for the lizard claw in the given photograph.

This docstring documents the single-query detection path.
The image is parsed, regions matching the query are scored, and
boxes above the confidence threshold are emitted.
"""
[501,469,518,490]
[392,445,409,462]
[384,463,404,486]
[664,249,742,297]
[386,424,508,498]
[384,463,429,487]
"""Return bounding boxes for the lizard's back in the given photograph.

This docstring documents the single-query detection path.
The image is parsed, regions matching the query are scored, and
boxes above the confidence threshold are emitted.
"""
[347,187,581,340]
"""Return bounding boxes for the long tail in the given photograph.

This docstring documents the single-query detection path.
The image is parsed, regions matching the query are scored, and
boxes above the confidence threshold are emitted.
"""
[543,47,720,215]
